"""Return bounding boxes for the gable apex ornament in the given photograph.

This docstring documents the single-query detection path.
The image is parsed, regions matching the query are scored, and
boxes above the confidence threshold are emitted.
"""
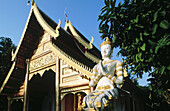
[54,19,61,39]
[65,8,69,23]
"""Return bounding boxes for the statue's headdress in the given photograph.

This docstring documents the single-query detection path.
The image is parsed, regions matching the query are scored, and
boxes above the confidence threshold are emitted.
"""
[100,37,113,49]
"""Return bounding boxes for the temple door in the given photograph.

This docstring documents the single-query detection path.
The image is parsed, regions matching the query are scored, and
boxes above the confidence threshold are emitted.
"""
[62,93,78,111]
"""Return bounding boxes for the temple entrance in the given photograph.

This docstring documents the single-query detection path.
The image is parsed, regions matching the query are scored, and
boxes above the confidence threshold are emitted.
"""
[28,70,55,111]
[61,92,86,111]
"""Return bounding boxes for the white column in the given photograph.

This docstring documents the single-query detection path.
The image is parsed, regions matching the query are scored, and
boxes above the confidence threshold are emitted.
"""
[55,56,60,111]
[23,59,30,111]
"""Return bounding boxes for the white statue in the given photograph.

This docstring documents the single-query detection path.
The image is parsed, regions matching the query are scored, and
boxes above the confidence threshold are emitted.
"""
[82,37,124,111]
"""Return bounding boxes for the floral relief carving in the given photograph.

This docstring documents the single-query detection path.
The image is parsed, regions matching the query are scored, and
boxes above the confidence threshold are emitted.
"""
[30,52,56,70]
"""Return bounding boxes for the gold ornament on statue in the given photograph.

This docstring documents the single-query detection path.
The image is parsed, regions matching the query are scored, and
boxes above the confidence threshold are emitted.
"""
[100,37,113,49]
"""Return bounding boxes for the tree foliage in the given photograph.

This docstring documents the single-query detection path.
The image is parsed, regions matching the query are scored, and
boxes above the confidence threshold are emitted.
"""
[98,0,169,109]
[0,37,16,86]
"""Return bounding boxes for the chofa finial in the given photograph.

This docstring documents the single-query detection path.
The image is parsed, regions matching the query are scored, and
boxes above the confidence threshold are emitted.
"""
[31,0,35,5]
[89,36,94,49]
[65,8,69,22]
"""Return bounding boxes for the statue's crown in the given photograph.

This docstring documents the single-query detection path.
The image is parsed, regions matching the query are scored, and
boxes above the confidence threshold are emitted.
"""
[100,37,113,49]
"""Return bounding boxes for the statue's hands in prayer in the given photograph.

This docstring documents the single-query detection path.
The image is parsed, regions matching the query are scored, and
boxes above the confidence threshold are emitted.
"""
[99,60,107,76]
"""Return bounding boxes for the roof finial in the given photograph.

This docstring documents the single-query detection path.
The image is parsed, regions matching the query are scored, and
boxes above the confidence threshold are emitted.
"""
[31,0,35,5]
[65,8,69,23]
[89,36,94,49]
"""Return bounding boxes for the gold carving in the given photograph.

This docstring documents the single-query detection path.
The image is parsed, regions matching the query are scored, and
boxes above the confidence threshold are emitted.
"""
[95,101,101,107]
[89,108,95,111]
[30,52,56,71]
[100,37,113,49]
[96,85,111,91]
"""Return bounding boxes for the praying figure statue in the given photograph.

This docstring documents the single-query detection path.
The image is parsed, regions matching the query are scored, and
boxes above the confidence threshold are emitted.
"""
[82,37,124,111]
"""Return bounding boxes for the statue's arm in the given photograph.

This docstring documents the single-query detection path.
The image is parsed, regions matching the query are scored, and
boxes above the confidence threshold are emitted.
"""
[115,62,124,85]
[89,65,102,87]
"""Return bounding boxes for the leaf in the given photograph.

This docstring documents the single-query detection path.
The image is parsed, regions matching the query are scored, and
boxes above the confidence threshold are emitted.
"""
[136,38,139,43]
[140,33,143,41]
[160,66,165,75]
[153,11,158,22]
[112,37,116,43]
[167,66,170,70]
[155,46,159,54]
[160,20,169,29]
[143,31,149,36]
[152,24,158,35]
[136,55,139,62]
[165,80,169,84]
[127,24,131,30]
[134,15,139,23]
[138,52,142,61]
[141,43,146,51]
[149,85,152,91]
[135,24,144,28]
[160,10,166,16]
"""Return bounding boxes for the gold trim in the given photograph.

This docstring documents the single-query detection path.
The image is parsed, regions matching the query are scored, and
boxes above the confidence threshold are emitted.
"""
[93,69,98,73]
[117,73,123,77]
[112,76,116,83]
[100,37,112,48]
[105,73,109,77]
[108,75,112,79]
[89,108,95,111]
[116,63,123,67]
[85,51,100,63]
[96,85,111,91]
[89,100,93,104]
[50,43,93,78]
[82,102,86,107]
[109,95,112,100]
[95,101,101,107]
[116,68,122,73]
[103,60,116,66]
[64,20,91,49]
[92,91,103,95]
[90,96,96,99]
[104,100,109,107]
[33,3,60,38]
[123,68,128,77]
[89,36,94,49]
[64,20,101,63]
[92,73,97,76]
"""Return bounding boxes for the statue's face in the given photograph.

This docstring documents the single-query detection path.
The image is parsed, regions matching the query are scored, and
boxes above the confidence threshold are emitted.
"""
[101,44,112,58]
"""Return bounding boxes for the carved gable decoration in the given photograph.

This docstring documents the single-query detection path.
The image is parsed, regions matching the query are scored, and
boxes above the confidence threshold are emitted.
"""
[29,32,56,78]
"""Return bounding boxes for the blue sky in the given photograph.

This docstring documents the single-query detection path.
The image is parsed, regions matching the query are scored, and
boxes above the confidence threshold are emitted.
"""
[0,0,149,86]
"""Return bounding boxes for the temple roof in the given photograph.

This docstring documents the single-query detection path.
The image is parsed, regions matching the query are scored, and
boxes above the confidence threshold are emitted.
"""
[0,2,101,96]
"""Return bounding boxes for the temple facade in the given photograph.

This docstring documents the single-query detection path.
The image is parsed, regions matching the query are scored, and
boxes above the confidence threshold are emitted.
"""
[0,1,144,111]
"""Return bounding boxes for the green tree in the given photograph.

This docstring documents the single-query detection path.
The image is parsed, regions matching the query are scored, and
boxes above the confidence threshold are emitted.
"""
[98,0,169,110]
[0,37,16,86]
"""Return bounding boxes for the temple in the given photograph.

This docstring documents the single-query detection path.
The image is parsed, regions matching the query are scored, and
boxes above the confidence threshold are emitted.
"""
[0,1,144,111]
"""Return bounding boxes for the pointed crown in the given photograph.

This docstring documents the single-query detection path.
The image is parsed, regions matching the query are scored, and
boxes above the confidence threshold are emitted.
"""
[100,37,113,49]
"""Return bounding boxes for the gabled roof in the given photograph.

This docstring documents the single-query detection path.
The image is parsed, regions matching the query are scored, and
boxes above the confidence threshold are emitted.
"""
[64,20,102,63]
[0,1,101,96]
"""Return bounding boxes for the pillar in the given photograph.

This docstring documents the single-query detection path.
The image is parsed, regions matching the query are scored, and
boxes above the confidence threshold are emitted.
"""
[23,59,30,111]
[55,56,60,111]
[77,93,82,111]
[7,97,13,111]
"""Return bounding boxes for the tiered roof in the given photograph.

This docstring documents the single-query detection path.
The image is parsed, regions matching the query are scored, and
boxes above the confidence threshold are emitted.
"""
[0,1,101,96]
